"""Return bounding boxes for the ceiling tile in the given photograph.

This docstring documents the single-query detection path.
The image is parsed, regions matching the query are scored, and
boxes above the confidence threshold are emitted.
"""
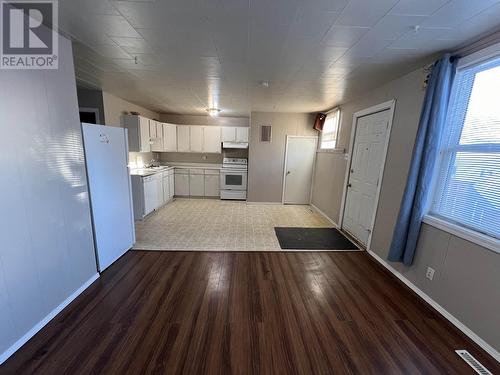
[334,0,399,27]
[91,44,131,59]
[389,0,450,16]
[370,14,429,40]
[64,0,500,115]
[89,15,142,38]
[421,0,499,28]
[322,26,369,47]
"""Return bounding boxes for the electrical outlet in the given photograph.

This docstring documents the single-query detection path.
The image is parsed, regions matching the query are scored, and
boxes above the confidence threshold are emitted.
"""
[426,267,435,281]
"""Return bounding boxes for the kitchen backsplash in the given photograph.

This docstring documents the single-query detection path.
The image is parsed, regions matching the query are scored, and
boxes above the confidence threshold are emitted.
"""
[159,152,223,164]
[129,151,159,168]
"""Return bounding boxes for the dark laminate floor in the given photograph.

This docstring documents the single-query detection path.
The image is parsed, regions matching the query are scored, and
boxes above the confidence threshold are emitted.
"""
[1,251,498,374]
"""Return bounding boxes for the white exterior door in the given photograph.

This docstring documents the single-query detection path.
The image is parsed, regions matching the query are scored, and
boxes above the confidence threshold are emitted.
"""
[283,137,317,204]
[342,109,391,246]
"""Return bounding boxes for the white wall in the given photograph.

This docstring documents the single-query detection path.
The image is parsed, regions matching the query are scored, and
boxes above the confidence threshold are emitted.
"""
[0,37,98,362]
[248,112,316,203]
[102,91,160,165]
[102,91,159,127]
[311,67,500,356]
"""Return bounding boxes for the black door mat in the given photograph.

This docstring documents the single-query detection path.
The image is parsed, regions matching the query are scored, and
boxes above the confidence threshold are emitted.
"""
[274,227,359,250]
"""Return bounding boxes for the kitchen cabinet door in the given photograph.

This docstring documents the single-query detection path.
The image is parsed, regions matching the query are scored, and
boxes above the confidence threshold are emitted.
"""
[203,126,221,153]
[204,174,219,197]
[143,177,157,215]
[190,126,203,152]
[189,174,204,196]
[163,123,177,152]
[151,121,163,152]
[139,116,151,152]
[155,176,163,208]
[122,115,151,152]
[162,175,170,203]
[177,126,190,152]
[174,173,189,196]
[236,127,249,142]
[169,173,175,200]
[149,120,157,139]
[222,127,236,142]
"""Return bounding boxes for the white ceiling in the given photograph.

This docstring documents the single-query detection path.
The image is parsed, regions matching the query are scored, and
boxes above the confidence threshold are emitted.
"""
[61,0,500,116]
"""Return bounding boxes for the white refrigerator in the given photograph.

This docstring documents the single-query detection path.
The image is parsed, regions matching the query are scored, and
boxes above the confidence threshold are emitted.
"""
[82,123,135,272]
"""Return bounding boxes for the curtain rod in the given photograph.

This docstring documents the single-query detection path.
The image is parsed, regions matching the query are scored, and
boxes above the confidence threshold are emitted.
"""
[453,27,500,58]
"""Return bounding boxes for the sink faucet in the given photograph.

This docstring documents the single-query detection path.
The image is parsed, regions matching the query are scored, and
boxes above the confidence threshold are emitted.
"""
[144,158,159,168]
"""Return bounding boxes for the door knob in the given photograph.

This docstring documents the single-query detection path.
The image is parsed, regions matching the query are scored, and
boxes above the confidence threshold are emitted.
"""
[286,171,291,175]
[347,183,352,187]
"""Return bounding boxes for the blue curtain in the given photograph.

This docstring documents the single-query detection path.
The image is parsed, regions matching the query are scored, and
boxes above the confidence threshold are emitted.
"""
[387,54,457,266]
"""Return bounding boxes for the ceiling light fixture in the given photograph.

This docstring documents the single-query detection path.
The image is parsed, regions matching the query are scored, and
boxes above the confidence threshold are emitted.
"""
[260,80,270,88]
[206,108,221,117]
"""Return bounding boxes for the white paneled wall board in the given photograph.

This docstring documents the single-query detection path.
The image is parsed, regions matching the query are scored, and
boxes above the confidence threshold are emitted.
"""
[0,36,98,364]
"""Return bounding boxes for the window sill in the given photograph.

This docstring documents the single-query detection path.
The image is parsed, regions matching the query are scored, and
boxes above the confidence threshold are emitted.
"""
[422,215,500,254]
[317,148,345,154]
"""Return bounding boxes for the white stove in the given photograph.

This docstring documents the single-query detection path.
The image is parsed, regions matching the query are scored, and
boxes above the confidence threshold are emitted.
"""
[220,158,247,200]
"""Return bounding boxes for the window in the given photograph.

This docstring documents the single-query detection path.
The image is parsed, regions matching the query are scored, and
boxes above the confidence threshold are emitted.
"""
[320,109,340,150]
[431,56,500,240]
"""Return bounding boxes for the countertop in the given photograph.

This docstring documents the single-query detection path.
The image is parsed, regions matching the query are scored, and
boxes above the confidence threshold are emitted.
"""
[130,166,174,177]
[130,163,222,177]
[161,163,222,170]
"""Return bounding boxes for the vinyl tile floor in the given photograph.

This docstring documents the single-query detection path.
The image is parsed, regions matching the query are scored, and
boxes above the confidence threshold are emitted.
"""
[133,198,336,251]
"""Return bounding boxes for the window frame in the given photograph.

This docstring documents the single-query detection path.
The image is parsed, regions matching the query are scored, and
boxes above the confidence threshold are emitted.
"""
[426,45,500,254]
[318,108,343,153]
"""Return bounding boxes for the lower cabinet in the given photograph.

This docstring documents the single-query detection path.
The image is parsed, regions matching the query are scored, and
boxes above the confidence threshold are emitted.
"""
[169,172,174,200]
[204,174,219,197]
[189,173,205,196]
[143,176,157,216]
[161,171,175,204]
[174,170,190,196]
[173,167,220,197]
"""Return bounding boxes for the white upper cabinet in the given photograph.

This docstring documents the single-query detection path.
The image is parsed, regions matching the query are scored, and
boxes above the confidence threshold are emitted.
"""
[190,126,204,152]
[222,127,236,142]
[162,123,177,152]
[177,126,190,152]
[236,127,249,142]
[122,115,151,152]
[203,126,221,153]
[150,120,163,152]
[222,127,249,143]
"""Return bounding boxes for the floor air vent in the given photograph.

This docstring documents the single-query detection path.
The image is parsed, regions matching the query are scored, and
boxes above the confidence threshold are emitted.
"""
[455,350,492,375]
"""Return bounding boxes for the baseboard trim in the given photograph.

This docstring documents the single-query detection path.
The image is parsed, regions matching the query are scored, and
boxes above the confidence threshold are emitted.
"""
[367,250,500,363]
[310,204,339,228]
[246,201,282,205]
[0,273,100,365]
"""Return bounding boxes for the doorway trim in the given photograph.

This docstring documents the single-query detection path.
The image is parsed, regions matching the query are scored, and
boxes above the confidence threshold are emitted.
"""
[338,99,396,250]
[282,135,318,204]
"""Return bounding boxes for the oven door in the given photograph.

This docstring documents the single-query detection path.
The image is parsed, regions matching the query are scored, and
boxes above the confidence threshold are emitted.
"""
[220,169,247,190]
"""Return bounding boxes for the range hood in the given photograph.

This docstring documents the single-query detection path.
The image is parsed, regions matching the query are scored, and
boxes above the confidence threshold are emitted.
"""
[222,142,248,149]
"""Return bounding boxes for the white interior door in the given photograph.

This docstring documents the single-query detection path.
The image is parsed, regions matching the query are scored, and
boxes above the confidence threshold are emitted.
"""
[342,109,391,246]
[82,124,135,272]
[283,137,317,204]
